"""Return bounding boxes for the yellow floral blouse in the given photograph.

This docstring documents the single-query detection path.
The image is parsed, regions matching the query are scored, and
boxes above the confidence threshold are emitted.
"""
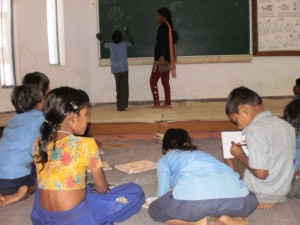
[33,136,102,190]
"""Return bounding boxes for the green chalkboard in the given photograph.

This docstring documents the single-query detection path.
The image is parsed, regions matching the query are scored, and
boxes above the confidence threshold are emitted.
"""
[98,0,250,59]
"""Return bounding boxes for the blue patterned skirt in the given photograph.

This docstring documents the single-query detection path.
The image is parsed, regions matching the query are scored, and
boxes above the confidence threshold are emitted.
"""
[31,182,145,225]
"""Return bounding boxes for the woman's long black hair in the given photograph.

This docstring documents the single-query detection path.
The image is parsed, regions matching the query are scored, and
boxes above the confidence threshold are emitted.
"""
[37,86,89,169]
[157,7,179,43]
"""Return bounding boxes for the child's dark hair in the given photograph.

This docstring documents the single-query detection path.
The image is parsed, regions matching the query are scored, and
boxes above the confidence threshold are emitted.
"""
[162,128,197,154]
[284,100,300,128]
[37,86,90,169]
[157,7,179,43]
[225,86,263,115]
[11,84,43,113]
[112,30,122,44]
[22,72,50,97]
[296,78,300,87]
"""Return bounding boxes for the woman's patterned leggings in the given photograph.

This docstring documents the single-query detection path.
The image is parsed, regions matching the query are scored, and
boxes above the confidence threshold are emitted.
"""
[150,70,171,106]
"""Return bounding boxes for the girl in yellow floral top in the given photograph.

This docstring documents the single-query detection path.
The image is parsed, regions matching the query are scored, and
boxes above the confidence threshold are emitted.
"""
[31,87,145,225]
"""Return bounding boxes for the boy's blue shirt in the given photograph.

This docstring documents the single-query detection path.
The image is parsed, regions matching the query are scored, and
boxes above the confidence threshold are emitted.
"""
[104,41,132,74]
[0,110,44,179]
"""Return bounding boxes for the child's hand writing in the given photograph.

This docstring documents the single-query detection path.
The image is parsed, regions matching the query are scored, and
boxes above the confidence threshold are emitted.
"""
[230,141,246,160]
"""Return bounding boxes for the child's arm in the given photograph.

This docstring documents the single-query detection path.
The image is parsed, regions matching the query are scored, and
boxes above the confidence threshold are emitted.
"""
[96,33,105,46]
[91,167,109,193]
[123,27,134,45]
[157,160,171,197]
[230,142,268,180]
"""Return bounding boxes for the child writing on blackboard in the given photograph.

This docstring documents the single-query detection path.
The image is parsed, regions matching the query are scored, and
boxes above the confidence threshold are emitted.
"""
[96,27,133,111]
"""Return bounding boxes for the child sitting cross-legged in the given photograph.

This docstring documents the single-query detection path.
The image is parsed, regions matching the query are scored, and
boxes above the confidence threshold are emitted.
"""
[148,128,258,225]
[31,86,145,225]
[225,86,296,209]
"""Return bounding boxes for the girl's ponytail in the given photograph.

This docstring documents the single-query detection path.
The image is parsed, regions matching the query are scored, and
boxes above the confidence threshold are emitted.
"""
[36,86,89,170]
[37,120,59,169]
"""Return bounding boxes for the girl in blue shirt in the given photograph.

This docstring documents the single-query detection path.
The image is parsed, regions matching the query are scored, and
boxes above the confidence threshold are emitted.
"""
[0,85,44,206]
[0,72,49,206]
[148,128,258,225]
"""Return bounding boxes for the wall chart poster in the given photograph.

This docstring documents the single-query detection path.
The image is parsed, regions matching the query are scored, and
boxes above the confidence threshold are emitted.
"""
[253,0,300,55]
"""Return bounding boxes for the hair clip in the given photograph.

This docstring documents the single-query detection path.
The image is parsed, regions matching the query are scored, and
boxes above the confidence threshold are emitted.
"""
[45,120,49,123]
[70,101,78,109]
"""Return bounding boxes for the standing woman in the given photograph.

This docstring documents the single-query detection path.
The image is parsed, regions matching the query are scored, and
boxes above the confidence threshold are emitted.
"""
[150,7,178,108]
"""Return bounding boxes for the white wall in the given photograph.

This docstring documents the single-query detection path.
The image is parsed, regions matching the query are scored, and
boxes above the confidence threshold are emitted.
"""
[0,0,299,112]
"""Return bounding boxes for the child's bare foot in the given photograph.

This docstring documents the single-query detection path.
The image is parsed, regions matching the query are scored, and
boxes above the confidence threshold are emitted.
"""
[195,217,208,225]
[0,185,28,206]
[218,215,248,225]
[257,202,277,209]
[0,194,5,203]
[166,217,208,225]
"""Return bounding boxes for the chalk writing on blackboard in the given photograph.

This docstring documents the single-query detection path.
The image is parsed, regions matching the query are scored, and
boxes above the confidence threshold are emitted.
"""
[107,6,124,30]
[257,0,300,52]
[108,7,124,24]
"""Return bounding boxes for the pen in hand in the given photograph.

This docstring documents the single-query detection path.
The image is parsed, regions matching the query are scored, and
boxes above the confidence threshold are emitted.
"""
[233,139,247,146]
[235,143,247,146]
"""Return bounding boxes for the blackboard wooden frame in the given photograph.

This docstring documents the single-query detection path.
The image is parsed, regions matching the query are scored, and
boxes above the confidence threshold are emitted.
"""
[252,0,300,56]
[98,55,252,66]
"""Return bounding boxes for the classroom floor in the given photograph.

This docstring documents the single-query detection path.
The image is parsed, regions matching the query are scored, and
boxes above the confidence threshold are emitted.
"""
[0,97,293,135]
[0,133,299,225]
[0,97,298,225]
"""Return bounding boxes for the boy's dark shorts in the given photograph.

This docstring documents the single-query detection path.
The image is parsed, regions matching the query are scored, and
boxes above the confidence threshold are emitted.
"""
[0,173,35,195]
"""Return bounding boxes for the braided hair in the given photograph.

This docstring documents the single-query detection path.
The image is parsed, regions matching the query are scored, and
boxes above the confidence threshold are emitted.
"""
[37,86,89,168]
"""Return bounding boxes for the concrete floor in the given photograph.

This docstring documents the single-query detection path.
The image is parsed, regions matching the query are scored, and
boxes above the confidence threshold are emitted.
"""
[1,134,300,225]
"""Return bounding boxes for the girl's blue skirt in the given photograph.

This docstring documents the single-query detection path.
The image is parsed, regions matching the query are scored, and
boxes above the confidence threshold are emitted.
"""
[31,182,145,225]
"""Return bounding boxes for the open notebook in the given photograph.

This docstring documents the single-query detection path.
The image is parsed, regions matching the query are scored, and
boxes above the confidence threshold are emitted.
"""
[221,131,249,159]
[114,160,157,174]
